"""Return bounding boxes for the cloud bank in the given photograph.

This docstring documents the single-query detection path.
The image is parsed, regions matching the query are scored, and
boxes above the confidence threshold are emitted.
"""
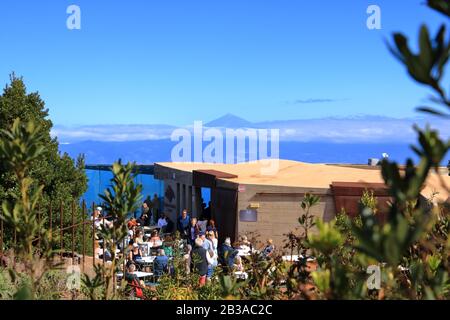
[291,98,343,104]
[52,116,450,144]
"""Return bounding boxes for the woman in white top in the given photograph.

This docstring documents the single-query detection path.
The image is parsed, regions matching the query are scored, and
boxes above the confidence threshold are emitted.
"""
[207,231,219,267]
[238,235,252,254]
[233,256,245,272]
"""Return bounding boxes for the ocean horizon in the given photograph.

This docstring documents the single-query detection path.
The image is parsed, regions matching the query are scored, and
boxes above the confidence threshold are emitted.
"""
[60,139,428,165]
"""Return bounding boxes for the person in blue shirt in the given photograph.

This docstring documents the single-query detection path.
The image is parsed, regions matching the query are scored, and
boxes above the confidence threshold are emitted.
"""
[190,218,201,246]
[177,209,190,239]
[200,232,212,252]
[220,237,237,270]
[262,239,275,258]
[153,249,169,277]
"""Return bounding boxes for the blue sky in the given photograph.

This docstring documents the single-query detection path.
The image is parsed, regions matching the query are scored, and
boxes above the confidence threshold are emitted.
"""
[0,0,447,126]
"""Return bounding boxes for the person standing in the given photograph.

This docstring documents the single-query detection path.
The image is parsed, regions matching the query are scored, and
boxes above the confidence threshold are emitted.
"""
[183,244,192,275]
[190,218,200,246]
[203,201,211,221]
[164,215,175,234]
[191,238,213,287]
[205,231,218,280]
[177,209,190,239]
[151,194,160,225]
[206,219,218,239]
[138,201,151,226]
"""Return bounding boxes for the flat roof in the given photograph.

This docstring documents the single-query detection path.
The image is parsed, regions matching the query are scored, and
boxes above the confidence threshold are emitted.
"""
[155,160,450,202]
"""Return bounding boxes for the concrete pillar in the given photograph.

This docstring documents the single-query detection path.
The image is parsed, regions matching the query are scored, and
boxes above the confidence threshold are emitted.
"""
[176,183,180,217]
[188,186,193,213]
[182,184,186,212]
[193,187,202,218]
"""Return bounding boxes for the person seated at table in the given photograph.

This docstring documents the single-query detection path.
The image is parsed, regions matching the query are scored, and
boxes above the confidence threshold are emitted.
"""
[149,229,161,245]
[220,238,238,270]
[143,232,150,243]
[125,239,134,255]
[95,240,113,262]
[128,218,138,229]
[128,243,143,264]
[206,219,218,239]
[92,207,113,231]
[163,215,175,234]
[153,249,169,277]
[125,263,146,298]
[238,235,252,253]
[177,209,191,239]
[134,229,144,244]
[162,236,174,257]
[125,263,139,283]
[127,220,137,241]
[262,239,275,258]
[157,213,168,229]
[233,256,245,272]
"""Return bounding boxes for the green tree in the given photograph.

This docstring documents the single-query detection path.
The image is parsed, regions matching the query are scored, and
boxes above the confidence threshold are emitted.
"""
[0,118,60,299]
[0,74,88,253]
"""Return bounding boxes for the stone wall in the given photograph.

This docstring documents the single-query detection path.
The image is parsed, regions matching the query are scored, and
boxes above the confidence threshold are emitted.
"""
[236,184,334,249]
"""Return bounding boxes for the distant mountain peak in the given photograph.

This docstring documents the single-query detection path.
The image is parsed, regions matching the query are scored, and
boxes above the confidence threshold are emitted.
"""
[205,113,253,128]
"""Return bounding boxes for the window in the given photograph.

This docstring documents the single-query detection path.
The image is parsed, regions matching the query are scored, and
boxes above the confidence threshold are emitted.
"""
[239,209,257,222]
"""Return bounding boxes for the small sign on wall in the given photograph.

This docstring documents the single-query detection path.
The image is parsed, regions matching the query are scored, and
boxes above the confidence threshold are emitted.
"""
[239,209,257,222]
[238,185,246,193]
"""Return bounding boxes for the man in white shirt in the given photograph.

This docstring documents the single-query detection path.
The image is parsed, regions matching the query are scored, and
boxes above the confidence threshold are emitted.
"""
[157,213,168,229]
[92,207,113,230]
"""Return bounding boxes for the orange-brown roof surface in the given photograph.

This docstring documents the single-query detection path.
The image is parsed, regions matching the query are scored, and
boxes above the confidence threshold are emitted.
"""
[155,160,450,202]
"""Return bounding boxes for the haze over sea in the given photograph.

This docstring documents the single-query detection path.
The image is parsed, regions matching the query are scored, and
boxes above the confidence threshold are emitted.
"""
[56,114,449,165]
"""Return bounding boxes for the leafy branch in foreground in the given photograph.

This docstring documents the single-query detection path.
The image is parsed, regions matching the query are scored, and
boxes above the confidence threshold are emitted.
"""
[388,0,450,117]
[84,160,143,300]
[0,118,59,299]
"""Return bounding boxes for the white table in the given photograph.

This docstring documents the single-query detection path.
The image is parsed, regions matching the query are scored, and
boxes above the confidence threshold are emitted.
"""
[140,241,163,248]
[234,271,248,280]
[282,255,300,262]
[150,241,163,247]
[282,255,316,262]
[133,271,153,278]
[136,256,156,264]
[144,225,161,230]
[117,271,153,279]
[237,248,257,256]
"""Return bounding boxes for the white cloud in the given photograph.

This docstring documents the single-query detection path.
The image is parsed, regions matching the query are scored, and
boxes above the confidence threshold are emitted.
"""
[51,125,176,143]
[51,116,449,144]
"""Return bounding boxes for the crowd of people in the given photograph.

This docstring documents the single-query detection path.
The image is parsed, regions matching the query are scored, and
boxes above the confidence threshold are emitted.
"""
[91,196,277,294]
